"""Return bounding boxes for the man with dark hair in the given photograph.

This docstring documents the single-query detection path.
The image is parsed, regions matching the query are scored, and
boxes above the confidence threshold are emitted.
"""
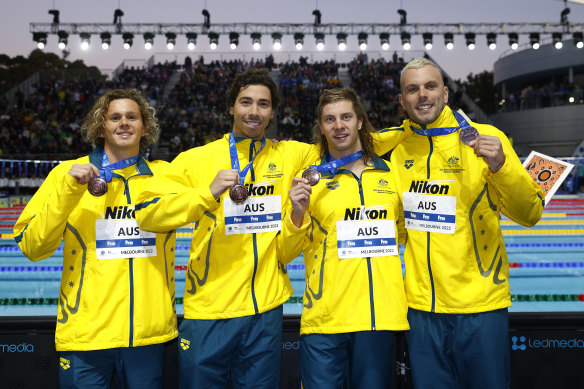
[135,68,315,388]
[136,68,411,387]
[279,87,408,388]
[386,58,544,389]
[14,89,176,388]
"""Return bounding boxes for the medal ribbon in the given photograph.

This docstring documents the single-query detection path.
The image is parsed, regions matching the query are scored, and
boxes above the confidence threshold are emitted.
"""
[228,132,266,185]
[99,151,139,182]
[309,150,364,177]
[409,109,470,137]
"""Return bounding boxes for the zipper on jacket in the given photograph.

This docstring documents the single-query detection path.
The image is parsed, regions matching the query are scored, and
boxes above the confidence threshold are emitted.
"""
[354,171,376,331]
[116,173,148,347]
[249,141,260,314]
[426,137,436,313]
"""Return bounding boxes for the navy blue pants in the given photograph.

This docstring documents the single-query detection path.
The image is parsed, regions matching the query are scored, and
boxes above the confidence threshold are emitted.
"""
[407,308,510,389]
[300,331,395,389]
[59,344,164,389]
[178,305,283,388]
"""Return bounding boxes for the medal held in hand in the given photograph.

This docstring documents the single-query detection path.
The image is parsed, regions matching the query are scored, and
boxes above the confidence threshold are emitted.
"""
[459,126,479,146]
[88,177,108,197]
[302,167,321,186]
[229,184,248,204]
[227,132,266,204]
[89,152,139,197]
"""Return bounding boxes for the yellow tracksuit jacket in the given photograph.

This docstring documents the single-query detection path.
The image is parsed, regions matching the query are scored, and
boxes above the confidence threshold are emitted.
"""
[135,130,411,320]
[279,155,409,335]
[385,106,544,313]
[14,148,177,351]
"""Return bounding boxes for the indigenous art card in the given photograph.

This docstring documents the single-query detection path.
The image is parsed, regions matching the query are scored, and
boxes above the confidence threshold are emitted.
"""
[523,151,574,205]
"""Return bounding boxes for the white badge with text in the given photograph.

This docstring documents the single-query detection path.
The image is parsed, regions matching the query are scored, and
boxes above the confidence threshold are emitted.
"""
[95,219,157,259]
[402,192,456,234]
[336,219,398,258]
[224,195,282,235]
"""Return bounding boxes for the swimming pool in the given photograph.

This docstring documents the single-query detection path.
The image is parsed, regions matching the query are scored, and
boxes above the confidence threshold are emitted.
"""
[1,196,583,316]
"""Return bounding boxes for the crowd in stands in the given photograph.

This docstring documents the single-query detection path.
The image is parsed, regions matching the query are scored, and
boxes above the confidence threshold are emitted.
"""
[1,53,583,194]
[276,58,341,142]
[0,62,177,161]
[348,53,405,130]
[499,81,583,112]
[158,58,248,157]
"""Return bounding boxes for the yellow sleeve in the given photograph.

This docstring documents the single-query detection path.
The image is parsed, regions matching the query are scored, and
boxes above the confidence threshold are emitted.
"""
[277,207,311,265]
[372,126,412,156]
[487,129,544,227]
[13,163,84,261]
[135,152,219,232]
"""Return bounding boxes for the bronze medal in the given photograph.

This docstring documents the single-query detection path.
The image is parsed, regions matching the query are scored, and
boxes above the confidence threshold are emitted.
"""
[229,184,248,204]
[302,168,321,186]
[88,177,108,197]
[459,127,479,146]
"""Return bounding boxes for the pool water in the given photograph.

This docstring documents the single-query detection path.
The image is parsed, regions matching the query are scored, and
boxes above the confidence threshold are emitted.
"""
[1,196,583,316]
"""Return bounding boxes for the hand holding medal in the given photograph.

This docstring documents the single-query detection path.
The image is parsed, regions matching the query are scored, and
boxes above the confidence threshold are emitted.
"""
[68,163,107,195]
[453,110,505,173]
[229,183,248,204]
[459,126,479,146]
[78,153,139,197]
[227,133,265,204]
[301,167,321,186]
[88,176,108,196]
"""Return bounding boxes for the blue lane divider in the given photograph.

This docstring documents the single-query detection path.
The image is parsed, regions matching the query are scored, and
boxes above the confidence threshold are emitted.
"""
[3,242,584,254]
[2,260,584,273]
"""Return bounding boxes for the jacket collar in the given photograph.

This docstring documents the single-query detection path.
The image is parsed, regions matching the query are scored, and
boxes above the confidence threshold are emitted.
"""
[88,147,152,175]
[406,106,461,137]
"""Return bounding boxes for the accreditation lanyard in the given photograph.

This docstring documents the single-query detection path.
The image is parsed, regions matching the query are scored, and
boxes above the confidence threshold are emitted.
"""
[100,151,139,181]
[228,132,266,185]
[309,150,364,177]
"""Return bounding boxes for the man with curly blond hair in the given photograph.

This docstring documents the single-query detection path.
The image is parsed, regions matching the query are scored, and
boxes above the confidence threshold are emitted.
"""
[14,89,177,388]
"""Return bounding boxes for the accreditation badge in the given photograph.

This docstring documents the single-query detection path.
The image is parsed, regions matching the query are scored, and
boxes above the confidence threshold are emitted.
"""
[95,219,157,259]
[224,195,282,235]
[336,219,398,259]
[402,192,457,234]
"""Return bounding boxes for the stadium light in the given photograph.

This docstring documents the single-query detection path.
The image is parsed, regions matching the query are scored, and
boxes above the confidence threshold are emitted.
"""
[508,33,519,50]
[98,33,109,50]
[294,33,304,50]
[487,33,497,50]
[444,33,454,50]
[530,33,540,49]
[423,33,433,50]
[574,32,584,48]
[315,33,325,51]
[380,33,390,50]
[465,33,476,50]
[358,32,368,51]
[337,33,347,51]
[166,33,176,50]
[553,32,563,49]
[186,33,197,50]
[401,32,411,50]
[143,33,154,50]
[122,33,133,50]
[57,31,68,50]
[33,32,47,49]
[251,33,261,50]
[272,33,282,50]
[229,32,239,50]
[209,32,219,50]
